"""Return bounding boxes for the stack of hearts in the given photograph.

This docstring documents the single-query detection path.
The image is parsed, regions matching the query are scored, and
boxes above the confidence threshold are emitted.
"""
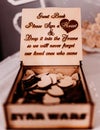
[15,69,86,104]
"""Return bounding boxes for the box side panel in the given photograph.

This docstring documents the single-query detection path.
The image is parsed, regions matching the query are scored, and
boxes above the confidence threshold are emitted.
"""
[79,65,93,102]
[79,65,94,128]
[4,66,23,128]
[6,104,91,129]
[7,66,23,103]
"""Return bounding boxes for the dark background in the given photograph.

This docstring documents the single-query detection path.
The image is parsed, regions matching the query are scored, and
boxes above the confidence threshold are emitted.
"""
[0,0,41,61]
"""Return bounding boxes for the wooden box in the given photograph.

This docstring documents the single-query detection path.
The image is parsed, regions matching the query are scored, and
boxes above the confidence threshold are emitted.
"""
[4,8,94,129]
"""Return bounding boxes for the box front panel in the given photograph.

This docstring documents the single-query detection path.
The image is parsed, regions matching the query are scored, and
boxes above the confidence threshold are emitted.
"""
[6,104,91,128]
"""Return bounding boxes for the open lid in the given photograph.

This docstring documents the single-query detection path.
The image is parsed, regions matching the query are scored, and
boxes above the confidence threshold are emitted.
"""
[20,8,82,66]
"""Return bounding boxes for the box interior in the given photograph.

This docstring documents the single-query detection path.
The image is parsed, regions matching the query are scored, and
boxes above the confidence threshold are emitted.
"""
[7,65,92,105]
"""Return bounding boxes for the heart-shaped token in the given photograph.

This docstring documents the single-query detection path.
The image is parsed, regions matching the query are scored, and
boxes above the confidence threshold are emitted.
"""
[72,73,79,81]
[58,76,73,87]
[43,94,60,104]
[49,73,57,84]
[56,73,64,80]
[37,72,49,78]
[60,19,78,33]
[32,89,46,93]
[24,83,37,91]
[48,85,64,96]
[38,75,51,88]
[17,98,24,104]
[72,80,77,86]
[22,72,36,81]
[25,69,35,76]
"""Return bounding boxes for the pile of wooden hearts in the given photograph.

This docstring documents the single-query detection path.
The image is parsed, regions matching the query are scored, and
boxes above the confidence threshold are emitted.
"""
[21,69,79,104]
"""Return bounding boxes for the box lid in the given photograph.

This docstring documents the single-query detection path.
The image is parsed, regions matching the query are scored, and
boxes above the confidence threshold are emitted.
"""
[20,8,82,66]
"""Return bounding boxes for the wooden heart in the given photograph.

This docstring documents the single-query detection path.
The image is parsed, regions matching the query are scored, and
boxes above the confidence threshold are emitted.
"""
[43,94,60,104]
[71,73,79,81]
[48,85,64,96]
[58,76,73,87]
[60,19,78,33]
[38,75,51,88]
[49,73,57,84]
